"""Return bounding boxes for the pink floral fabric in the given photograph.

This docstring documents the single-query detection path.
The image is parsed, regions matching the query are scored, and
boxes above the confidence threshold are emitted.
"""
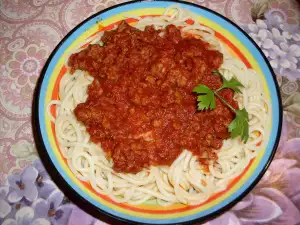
[1,0,300,224]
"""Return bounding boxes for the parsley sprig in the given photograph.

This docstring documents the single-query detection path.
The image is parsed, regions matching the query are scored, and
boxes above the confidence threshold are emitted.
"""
[193,70,249,142]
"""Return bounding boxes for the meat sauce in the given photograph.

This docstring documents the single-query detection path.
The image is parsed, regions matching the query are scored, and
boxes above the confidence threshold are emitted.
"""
[69,21,238,173]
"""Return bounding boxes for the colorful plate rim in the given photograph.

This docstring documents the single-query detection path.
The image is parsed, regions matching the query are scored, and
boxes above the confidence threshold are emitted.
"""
[32,0,282,224]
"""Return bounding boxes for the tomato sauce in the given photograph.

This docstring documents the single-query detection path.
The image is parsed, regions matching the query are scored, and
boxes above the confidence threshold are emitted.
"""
[69,21,237,173]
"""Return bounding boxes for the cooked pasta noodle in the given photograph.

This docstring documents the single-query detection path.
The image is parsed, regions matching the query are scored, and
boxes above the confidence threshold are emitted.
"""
[48,5,270,206]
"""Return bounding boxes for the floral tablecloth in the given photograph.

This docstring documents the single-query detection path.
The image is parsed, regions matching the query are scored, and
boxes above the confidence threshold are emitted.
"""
[1,0,300,224]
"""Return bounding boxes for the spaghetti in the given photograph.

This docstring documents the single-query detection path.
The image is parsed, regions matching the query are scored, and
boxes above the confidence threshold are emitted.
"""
[47,5,270,206]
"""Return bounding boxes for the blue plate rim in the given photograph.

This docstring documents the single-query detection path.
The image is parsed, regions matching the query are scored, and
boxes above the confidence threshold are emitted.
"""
[32,0,282,224]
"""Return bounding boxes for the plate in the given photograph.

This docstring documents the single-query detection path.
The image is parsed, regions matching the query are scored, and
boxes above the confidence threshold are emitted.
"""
[32,0,282,224]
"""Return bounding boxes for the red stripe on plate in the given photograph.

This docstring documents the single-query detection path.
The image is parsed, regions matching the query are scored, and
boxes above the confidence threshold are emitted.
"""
[48,18,256,215]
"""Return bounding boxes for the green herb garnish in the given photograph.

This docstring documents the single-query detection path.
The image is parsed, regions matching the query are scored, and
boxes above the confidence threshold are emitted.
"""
[193,70,249,142]
[193,84,216,110]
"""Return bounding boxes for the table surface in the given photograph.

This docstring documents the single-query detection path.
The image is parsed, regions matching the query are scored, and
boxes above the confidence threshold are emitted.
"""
[1,0,300,224]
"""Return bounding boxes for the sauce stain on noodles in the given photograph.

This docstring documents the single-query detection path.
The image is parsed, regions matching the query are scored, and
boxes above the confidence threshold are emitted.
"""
[69,21,238,173]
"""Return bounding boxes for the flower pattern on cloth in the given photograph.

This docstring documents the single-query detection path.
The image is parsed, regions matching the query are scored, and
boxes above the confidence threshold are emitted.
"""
[3,44,49,112]
[1,0,300,225]
[2,207,50,225]
[7,166,38,203]
[7,44,48,88]
[33,161,56,199]
[33,190,74,225]
[0,161,75,225]
[269,0,300,25]
[243,12,300,81]
[0,186,11,220]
